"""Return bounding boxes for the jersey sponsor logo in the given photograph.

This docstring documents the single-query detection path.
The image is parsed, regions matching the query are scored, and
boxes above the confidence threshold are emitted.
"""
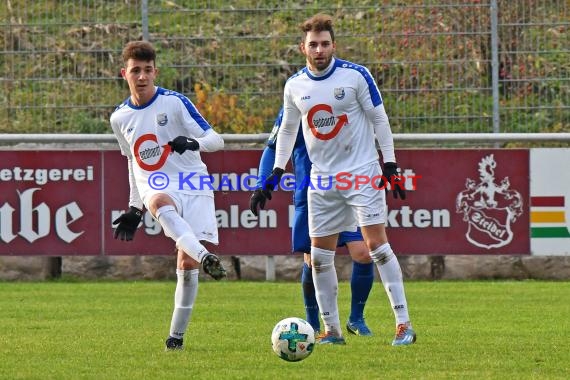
[156,113,168,126]
[307,104,348,141]
[133,133,172,171]
[334,87,345,100]
[456,154,523,249]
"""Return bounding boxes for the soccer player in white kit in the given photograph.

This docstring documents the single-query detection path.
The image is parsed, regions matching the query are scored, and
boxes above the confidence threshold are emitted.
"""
[263,14,416,346]
[110,41,227,351]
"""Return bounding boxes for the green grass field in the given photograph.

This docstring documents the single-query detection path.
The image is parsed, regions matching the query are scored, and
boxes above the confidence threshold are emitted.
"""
[1,281,569,379]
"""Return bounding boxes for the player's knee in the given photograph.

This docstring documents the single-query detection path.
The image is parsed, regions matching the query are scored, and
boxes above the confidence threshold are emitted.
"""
[178,249,200,270]
[311,247,335,272]
[147,193,175,216]
[347,242,372,264]
[365,237,388,251]
[369,242,395,265]
[352,252,372,264]
[362,225,389,251]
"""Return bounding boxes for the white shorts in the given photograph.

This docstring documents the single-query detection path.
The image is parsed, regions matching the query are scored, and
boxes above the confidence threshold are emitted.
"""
[145,191,219,245]
[308,162,386,237]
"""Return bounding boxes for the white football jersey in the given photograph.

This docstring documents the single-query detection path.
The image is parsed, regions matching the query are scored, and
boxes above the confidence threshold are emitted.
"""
[110,87,217,203]
[276,58,394,179]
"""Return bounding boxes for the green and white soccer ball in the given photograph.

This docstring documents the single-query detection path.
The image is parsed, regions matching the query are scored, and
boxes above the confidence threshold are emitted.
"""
[271,317,315,362]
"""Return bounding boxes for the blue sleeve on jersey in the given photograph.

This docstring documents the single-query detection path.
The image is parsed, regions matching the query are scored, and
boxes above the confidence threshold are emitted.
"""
[161,87,212,132]
[259,107,309,191]
[266,107,284,149]
[256,107,284,188]
[335,59,383,107]
[362,70,383,107]
[180,98,211,131]
[256,146,276,189]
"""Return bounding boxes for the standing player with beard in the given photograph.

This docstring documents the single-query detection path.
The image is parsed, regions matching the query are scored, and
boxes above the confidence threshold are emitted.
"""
[250,107,375,339]
[261,14,416,346]
[110,41,227,351]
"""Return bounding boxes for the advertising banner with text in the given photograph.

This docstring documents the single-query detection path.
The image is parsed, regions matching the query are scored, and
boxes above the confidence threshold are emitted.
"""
[0,151,102,255]
[1,149,530,256]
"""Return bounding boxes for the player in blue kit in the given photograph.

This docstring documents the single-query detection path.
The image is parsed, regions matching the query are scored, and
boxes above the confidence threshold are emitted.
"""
[250,107,374,338]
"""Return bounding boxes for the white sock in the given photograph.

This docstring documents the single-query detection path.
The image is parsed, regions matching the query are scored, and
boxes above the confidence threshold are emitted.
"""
[311,246,341,336]
[169,269,199,339]
[370,243,411,326]
[156,205,209,262]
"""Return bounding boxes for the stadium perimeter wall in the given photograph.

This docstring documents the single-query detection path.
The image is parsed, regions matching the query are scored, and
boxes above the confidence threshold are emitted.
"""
[3,255,570,282]
[0,138,570,281]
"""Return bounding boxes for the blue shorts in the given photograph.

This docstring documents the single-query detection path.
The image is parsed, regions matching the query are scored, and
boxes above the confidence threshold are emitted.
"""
[292,206,363,253]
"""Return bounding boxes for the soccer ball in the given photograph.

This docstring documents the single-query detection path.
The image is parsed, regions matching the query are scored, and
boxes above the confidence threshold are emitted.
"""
[271,317,315,362]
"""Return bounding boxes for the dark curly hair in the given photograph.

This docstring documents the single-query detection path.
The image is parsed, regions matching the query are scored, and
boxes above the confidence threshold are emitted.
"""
[122,41,156,65]
[300,13,335,42]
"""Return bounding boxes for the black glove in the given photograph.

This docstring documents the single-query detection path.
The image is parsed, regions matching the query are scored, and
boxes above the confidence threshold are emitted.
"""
[249,189,267,216]
[381,162,406,200]
[112,206,143,241]
[262,168,285,200]
[168,136,200,154]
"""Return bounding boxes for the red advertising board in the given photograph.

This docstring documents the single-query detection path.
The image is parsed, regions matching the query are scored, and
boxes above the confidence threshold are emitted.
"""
[385,149,529,255]
[0,149,530,256]
[103,150,294,255]
[0,151,102,255]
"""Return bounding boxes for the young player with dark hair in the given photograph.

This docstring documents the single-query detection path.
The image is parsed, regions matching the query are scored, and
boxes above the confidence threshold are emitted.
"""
[110,40,227,351]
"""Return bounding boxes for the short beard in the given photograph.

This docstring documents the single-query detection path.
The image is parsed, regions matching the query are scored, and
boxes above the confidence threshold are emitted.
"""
[310,56,332,72]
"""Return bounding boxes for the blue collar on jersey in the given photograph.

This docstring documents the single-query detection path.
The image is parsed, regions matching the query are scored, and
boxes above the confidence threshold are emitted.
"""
[126,86,161,110]
[304,57,343,81]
